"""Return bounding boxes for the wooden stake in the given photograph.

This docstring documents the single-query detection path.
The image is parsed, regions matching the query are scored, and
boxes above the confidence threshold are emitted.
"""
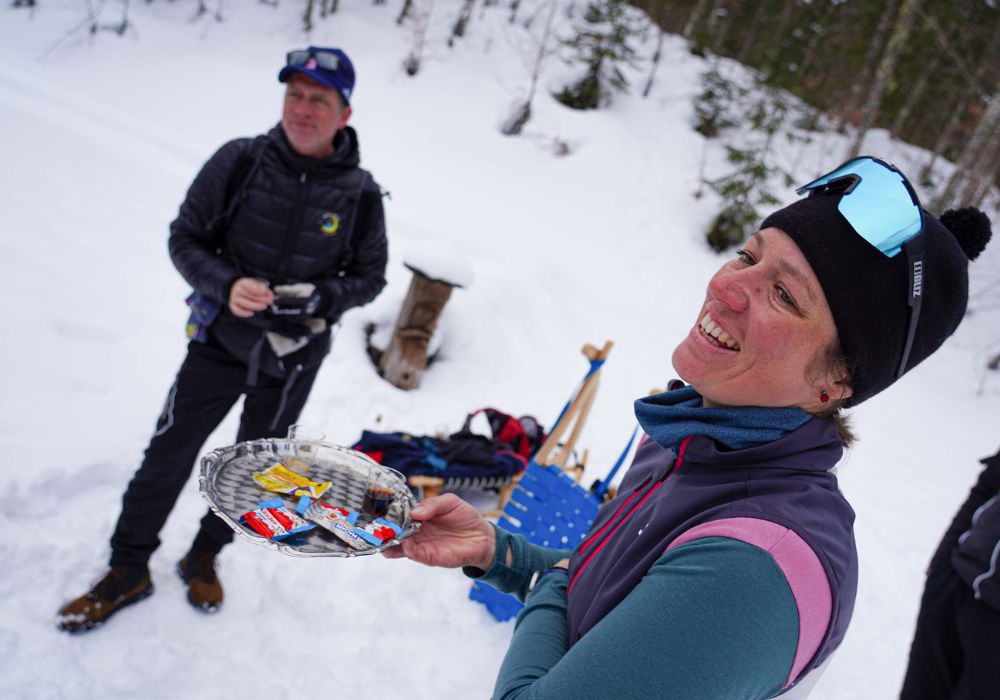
[377,266,458,390]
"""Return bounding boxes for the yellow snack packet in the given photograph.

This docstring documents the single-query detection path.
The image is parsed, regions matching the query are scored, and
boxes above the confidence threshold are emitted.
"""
[253,463,331,499]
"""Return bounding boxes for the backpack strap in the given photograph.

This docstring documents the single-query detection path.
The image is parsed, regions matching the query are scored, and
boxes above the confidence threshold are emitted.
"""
[184,136,269,343]
[206,134,270,238]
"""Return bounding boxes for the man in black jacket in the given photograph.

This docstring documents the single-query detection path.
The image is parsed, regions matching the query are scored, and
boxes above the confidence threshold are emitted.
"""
[900,447,1000,699]
[57,47,387,632]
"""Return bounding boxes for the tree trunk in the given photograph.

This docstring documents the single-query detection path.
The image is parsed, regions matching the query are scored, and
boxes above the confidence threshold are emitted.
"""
[846,0,921,159]
[890,52,938,136]
[682,0,711,39]
[642,29,664,98]
[397,0,414,24]
[448,0,476,46]
[509,0,520,24]
[526,0,556,104]
[958,115,1000,208]
[303,0,316,32]
[834,0,900,134]
[933,83,1000,210]
[918,94,970,184]
[403,0,434,75]
[377,271,456,390]
[760,0,796,78]
[708,1,736,55]
[736,1,770,65]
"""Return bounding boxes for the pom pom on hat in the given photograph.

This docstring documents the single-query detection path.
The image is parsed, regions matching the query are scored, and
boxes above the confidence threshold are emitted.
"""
[940,207,992,261]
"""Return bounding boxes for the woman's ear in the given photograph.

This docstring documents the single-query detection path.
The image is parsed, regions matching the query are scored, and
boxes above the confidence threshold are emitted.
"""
[806,374,852,414]
[831,376,853,403]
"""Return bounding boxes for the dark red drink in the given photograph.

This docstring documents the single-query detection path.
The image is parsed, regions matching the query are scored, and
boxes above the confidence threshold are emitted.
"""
[363,486,394,518]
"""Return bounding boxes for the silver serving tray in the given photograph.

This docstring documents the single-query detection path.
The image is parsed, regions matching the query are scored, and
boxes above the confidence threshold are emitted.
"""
[200,438,418,557]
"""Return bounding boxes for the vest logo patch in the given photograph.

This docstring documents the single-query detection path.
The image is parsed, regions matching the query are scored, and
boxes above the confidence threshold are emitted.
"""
[320,212,341,236]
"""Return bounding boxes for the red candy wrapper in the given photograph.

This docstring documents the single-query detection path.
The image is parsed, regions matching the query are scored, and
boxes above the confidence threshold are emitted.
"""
[240,498,314,540]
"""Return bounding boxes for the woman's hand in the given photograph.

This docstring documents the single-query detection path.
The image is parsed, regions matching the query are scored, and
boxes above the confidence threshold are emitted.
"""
[382,494,496,571]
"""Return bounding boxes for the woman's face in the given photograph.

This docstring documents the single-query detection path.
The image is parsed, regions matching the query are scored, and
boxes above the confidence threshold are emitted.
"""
[671,227,851,411]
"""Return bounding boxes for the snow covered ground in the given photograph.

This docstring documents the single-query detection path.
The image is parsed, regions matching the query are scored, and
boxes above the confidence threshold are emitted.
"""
[1,2,998,698]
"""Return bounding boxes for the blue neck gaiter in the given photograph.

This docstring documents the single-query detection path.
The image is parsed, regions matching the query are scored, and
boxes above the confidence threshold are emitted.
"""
[634,385,812,452]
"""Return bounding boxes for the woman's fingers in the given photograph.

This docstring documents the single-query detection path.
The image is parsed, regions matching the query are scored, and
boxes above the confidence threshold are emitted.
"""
[380,494,495,569]
[410,493,464,522]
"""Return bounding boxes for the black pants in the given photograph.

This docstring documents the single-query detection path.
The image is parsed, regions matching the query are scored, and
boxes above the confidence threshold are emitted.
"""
[109,338,320,568]
[900,565,1000,699]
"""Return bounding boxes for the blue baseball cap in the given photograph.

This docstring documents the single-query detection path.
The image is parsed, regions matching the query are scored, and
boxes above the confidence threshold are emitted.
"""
[278,47,355,106]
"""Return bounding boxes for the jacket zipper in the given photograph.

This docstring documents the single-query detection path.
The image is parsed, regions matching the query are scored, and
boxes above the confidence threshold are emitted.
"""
[271,171,310,284]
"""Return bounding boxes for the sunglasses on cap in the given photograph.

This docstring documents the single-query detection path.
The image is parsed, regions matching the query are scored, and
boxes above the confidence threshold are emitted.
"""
[286,49,342,72]
[796,156,923,258]
[796,156,925,379]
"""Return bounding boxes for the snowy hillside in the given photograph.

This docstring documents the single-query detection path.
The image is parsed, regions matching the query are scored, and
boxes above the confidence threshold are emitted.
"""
[1,2,998,699]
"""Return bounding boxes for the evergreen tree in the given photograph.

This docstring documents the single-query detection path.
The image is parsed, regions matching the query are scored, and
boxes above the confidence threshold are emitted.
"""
[692,66,744,137]
[554,0,642,110]
[705,146,782,252]
[702,83,795,252]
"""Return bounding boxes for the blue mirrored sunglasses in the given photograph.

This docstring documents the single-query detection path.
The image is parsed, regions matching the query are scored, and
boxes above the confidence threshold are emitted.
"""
[796,156,925,379]
[796,156,923,258]
[286,49,341,72]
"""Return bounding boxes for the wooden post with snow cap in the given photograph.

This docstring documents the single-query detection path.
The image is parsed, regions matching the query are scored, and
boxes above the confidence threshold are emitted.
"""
[376,242,473,390]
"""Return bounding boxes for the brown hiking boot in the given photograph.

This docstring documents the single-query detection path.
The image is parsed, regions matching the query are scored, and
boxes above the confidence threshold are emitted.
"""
[177,550,223,613]
[57,566,153,633]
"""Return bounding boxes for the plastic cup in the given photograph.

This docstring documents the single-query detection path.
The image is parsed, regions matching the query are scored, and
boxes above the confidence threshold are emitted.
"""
[286,425,326,466]
[287,425,326,442]
[362,465,396,519]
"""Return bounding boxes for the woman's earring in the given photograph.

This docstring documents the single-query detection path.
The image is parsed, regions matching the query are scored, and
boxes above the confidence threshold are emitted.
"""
[820,390,830,404]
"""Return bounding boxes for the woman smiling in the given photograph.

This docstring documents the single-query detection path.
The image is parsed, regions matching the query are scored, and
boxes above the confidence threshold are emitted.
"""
[386,157,993,699]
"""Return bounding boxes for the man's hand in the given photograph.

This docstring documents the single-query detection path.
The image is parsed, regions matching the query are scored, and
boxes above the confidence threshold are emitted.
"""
[228,277,274,318]
[382,494,496,571]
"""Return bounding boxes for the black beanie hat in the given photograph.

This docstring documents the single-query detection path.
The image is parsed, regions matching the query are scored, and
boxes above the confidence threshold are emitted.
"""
[761,193,992,407]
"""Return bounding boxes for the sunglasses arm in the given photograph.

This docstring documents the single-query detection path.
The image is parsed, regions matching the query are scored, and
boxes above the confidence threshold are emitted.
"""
[896,235,925,379]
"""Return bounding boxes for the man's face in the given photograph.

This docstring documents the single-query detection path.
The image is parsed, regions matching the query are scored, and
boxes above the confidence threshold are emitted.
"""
[281,74,352,159]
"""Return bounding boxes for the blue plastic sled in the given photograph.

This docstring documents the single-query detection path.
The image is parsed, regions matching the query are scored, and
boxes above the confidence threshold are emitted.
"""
[468,459,602,621]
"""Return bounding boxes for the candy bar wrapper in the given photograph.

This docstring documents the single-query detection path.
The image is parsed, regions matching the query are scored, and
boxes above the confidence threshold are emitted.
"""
[253,463,331,499]
[295,494,315,517]
[302,500,359,527]
[240,497,315,540]
[306,507,372,551]
[355,518,403,547]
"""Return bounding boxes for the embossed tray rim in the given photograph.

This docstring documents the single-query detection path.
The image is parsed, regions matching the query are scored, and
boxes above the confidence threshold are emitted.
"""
[199,438,419,558]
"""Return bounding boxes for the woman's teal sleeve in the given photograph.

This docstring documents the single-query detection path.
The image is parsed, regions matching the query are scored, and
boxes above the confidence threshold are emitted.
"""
[490,537,801,700]
[465,525,574,601]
